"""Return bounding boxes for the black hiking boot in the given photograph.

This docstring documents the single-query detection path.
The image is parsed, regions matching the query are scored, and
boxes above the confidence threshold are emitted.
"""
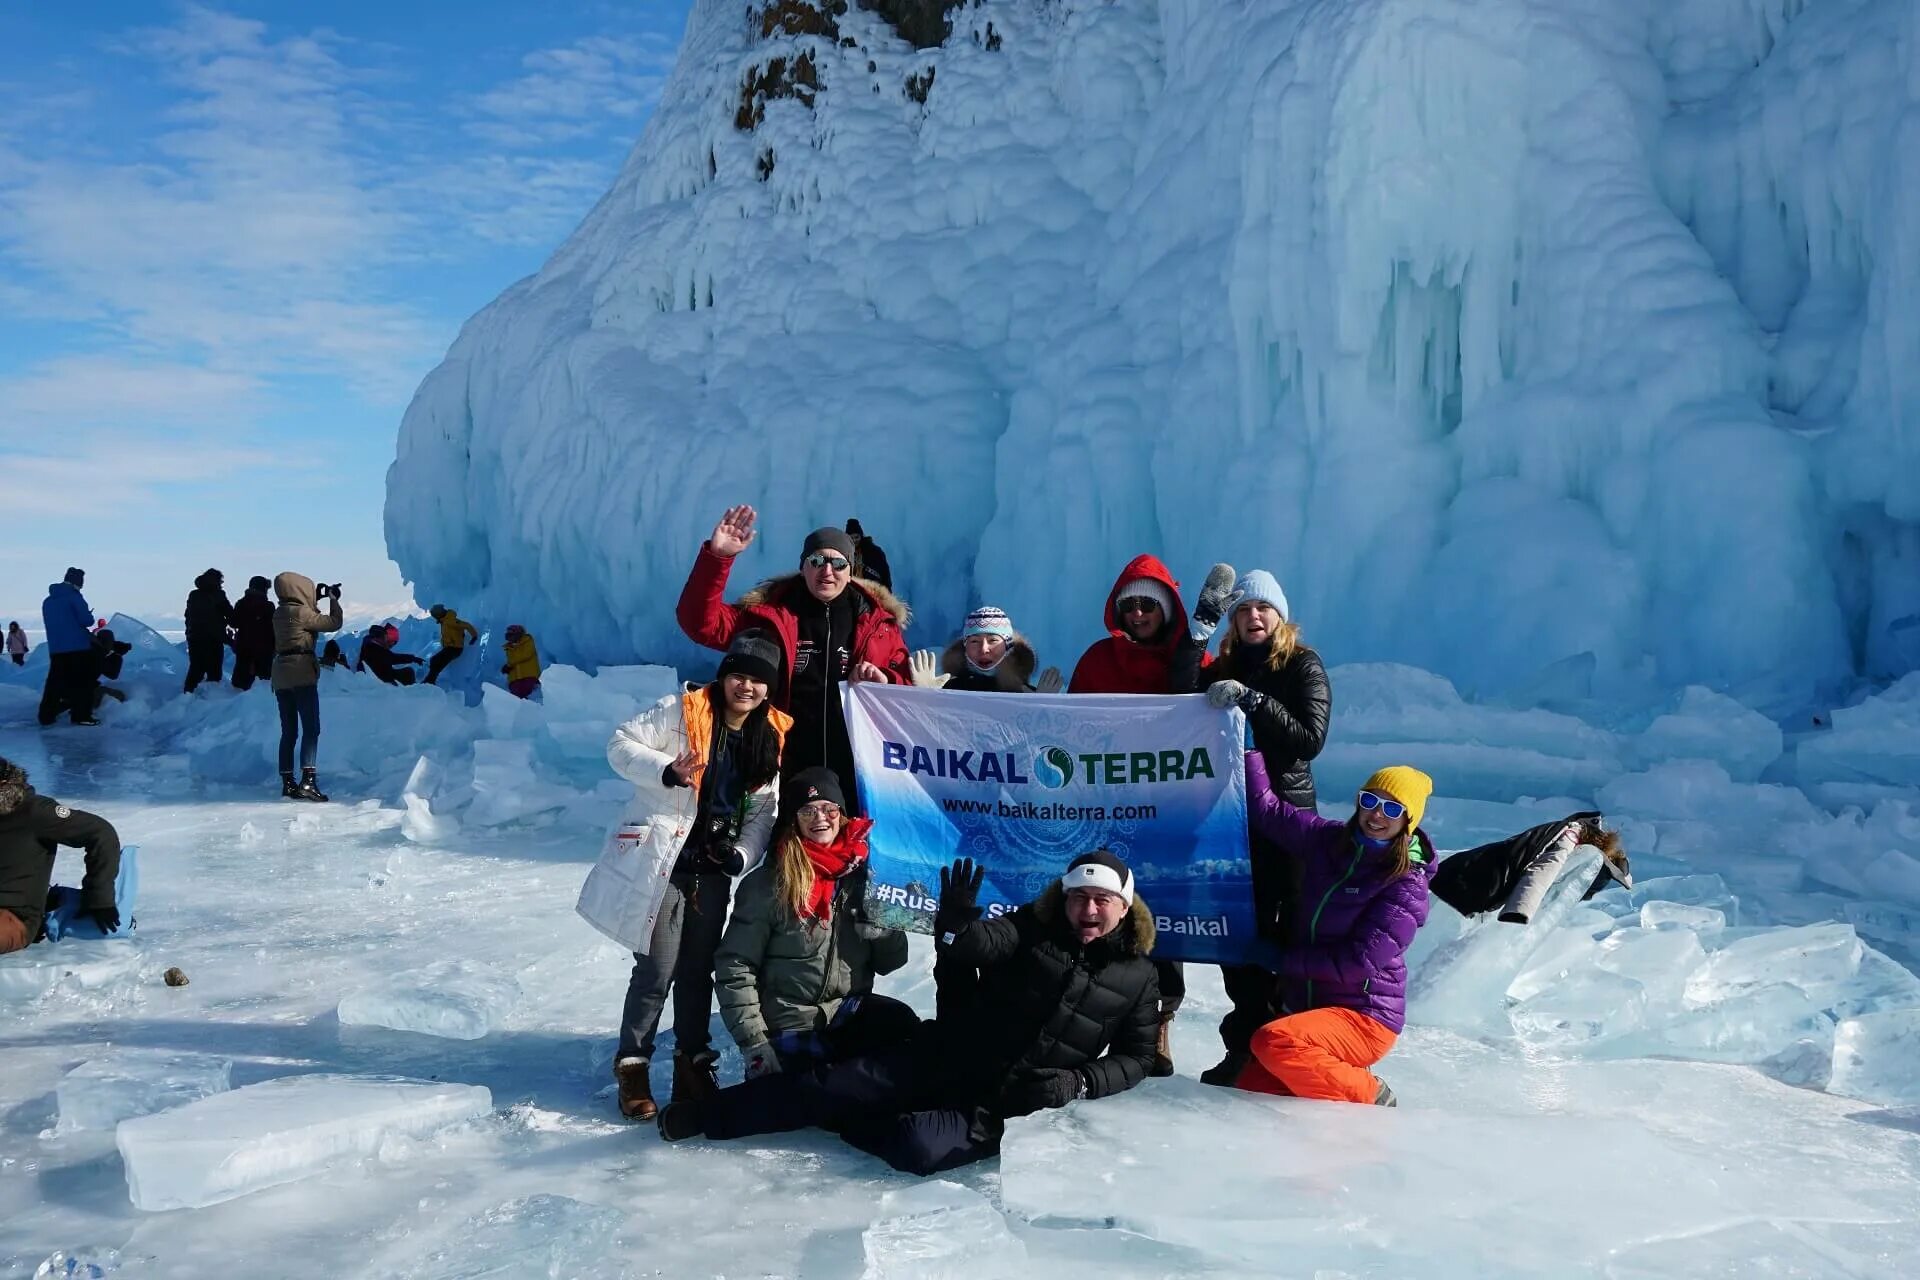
[297,769,329,803]
[1199,1048,1250,1087]
[657,1100,706,1142]
[1374,1080,1398,1108]
[671,1049,719,1106]
[281,772,302,799]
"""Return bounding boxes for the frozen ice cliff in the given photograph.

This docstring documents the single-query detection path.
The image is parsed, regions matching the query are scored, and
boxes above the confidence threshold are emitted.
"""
[388,0,1920,704]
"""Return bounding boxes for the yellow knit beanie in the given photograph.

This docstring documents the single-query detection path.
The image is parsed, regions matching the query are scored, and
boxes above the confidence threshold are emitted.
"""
[1360,766,1433,832]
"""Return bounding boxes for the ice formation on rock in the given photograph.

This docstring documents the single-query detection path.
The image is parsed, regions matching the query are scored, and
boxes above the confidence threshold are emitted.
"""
[388,0,1920,705]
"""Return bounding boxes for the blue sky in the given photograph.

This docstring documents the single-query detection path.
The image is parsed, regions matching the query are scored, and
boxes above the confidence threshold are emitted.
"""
[1,0,694,629]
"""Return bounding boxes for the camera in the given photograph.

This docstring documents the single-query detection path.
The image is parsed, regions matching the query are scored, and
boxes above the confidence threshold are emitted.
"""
[315,582,343,600]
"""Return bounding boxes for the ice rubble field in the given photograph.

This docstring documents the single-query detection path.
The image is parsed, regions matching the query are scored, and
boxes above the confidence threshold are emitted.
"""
[5,646,1920,1276]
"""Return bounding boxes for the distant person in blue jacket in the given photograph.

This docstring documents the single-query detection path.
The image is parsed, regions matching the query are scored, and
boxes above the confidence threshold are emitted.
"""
[37,568,100,727]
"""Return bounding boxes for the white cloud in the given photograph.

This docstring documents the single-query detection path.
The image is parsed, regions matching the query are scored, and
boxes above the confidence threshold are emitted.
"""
[468,33,676,145]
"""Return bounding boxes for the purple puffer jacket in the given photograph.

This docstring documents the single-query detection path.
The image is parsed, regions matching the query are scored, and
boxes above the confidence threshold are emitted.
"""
[1246,751,1433,1034]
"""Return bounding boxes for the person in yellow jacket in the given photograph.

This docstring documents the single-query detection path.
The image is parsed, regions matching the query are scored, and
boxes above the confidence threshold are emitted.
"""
[501,624,542,698]
[425,604,480,685]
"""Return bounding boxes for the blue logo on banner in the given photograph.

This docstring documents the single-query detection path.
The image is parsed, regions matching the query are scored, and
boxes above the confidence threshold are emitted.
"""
[1034,746,1074,789]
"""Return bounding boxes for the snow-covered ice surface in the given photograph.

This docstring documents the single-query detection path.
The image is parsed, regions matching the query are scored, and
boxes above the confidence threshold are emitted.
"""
[388,0,1920,711]
[6,652,1920,1275]
[336,960,522,1041]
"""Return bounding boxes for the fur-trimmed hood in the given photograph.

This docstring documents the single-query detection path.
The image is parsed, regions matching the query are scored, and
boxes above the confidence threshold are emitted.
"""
[0,758,30,818]
[736,573,911,628]
[939,635,1038,691]
[1030,880,1156,957]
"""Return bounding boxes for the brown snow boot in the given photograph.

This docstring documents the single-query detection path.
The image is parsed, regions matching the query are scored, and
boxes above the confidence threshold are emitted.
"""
[672,1049,719,1106]
[614,1057,656,1121]
[1150,1012,1176,1078]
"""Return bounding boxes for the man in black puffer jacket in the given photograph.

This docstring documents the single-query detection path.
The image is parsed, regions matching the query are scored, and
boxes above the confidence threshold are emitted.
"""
[660,850,1159,1175]
[183,568,232,692]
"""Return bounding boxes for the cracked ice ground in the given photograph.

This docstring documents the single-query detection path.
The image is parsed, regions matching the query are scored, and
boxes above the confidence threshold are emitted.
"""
[3,721,1918,1279]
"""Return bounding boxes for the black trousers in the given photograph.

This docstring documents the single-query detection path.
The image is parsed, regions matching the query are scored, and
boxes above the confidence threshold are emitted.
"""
[37,651,94,724]
[1154,959,1186,1016]
[229,652,272,690]
[700,1034,1002,1176]
[184,639,225,691]
[424,646,463,684]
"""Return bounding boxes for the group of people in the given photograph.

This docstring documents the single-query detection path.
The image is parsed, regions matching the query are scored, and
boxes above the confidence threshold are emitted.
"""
[576,505,1634,1176]
[26,568,548,804]
[31,568,133,727]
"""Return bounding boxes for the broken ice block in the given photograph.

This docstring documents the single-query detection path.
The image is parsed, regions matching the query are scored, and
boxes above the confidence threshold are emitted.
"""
[1651,984,1833,1068]
[1639,901,1725,932]
[1593,927,1707,1012]
[0,940,142,1001]
[116,1073,492,1210]
[1683,923,1863,1006]
[1411,849,1602,1033]
[1829,1008,1920,1107]
[861,1181,1027,1280]
[1505,926,1604,1003]
[1509,969,1647,1049]
[56,1051,232,1133]
[337,959,520,1040]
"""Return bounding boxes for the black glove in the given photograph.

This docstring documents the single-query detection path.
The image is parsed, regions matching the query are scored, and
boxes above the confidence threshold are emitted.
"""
[996,1068,1085,1117]
[87,906,121,935]
[694,844,746,876]
[935,857,984,942]
[1190,562,1238,642]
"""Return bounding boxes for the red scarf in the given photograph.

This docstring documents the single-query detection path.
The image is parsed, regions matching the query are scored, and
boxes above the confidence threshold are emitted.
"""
[800,817,873,921]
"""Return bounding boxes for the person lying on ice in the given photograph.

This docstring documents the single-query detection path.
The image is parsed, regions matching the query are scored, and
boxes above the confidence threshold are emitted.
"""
[1431,812,1632,923]
[0,756,129,954]
[1231,756,1433,1107]
[658,850,1159,1176]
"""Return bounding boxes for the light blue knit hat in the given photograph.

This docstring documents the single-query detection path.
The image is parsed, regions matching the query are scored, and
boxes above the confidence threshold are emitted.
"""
[1232,570,1290,623]
[963,606,1015,639]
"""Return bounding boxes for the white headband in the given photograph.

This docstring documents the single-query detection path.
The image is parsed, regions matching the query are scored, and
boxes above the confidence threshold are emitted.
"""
[1061,861,1134,906]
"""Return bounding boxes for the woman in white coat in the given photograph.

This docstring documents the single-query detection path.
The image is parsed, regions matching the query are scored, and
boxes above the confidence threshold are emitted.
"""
[579,631,790,1120]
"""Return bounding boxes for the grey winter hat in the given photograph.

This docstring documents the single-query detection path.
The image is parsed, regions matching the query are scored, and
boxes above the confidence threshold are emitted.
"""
[1063,849,1135,907]
[801,527,857,562]
[717,629,781,690]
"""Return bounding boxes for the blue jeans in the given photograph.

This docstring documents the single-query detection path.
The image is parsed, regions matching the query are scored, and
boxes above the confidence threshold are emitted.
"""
[275,685,321,773]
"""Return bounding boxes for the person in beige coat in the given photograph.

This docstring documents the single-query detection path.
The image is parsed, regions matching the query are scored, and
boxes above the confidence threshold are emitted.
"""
[270,573,343,802]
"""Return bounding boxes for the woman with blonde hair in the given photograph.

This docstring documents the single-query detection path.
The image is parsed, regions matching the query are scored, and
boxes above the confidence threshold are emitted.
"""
[1172,564,1333,1085]
[712,767,914,1082]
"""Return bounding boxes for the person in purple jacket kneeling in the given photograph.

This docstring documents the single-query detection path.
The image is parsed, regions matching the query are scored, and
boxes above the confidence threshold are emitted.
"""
[1233,754,1434,1107]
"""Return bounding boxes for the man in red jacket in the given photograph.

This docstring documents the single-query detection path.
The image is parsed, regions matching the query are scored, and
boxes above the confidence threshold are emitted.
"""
[1066,553,1202,1074]
[678,505,911,813]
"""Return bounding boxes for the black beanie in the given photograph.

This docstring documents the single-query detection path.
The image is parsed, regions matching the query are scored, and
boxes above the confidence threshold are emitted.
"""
[717,629,781,689]
[782,766,846,814]
[801,527,857,562]
[249,575,270,592]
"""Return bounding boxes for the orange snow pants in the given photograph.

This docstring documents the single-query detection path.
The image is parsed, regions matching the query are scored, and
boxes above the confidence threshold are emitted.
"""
[1234,1007,1397,1104]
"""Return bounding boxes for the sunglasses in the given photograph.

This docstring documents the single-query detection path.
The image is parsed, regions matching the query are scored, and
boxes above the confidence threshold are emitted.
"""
[803,553,850,572]
[796,802,841,821]
[1357,791,1406,821]
[1116,596,1163,615]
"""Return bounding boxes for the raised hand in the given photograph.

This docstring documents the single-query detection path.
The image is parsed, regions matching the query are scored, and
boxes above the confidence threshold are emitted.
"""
[909,650,951,689]
[709,505,758,558]
[1035,666,1063,693]
[935,857,985,940]
[849,660,888,685]
[1190,562,1238,641]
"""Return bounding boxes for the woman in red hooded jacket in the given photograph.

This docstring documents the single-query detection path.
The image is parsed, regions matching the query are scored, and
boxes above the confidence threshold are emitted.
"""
[1066,554,1199,1075]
